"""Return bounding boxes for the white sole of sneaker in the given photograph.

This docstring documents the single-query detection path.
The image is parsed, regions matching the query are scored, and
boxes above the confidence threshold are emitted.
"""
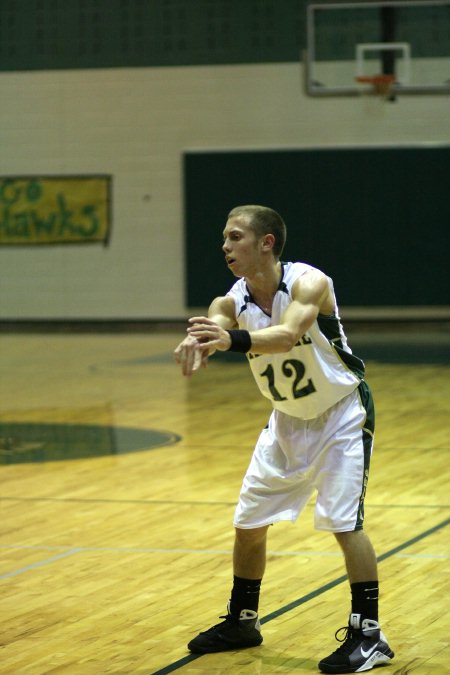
[356,649,394,672]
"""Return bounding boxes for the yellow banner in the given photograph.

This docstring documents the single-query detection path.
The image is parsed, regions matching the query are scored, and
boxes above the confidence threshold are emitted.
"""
[0,176,111,245]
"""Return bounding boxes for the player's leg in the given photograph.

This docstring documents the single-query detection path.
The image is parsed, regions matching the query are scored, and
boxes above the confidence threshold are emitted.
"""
[230,410,313,622]
[233,523,268,579]
[187,526,267,654]
[187,421,274,655]
[313,385,394,673]
[334,529,382,652]
[335,529,378,583]
[187,410,312,654]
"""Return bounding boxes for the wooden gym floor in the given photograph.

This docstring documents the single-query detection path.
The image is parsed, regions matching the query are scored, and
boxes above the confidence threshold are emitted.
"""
[0,327,449,674]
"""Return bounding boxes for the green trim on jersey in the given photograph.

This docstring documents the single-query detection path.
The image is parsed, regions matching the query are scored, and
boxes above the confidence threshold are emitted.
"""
[317,314,365,380]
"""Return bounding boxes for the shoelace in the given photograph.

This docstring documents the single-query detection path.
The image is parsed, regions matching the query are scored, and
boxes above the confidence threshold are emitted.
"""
[205,614,238,631]
[332,626,362,655]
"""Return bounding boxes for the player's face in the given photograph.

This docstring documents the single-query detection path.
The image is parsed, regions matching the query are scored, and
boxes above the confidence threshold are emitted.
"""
[222,217,262,278]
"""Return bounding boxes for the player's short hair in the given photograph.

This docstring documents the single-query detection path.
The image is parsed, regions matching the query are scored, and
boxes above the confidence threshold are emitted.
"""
[228,205,287,259]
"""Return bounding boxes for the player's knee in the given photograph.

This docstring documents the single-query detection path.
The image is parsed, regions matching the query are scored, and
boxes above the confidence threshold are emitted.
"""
[333,529,366,548]
[235,525,269,544]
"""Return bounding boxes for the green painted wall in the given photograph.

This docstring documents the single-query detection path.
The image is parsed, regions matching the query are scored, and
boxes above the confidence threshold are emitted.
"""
[1,0,447,71]
[0,0,305,71]
[184,147,449,307]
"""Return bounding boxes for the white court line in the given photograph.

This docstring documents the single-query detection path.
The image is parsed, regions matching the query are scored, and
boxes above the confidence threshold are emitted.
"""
[0,543,341,557]
[0,548,81,580]
[0,543,448,561]
[1,496,448,509]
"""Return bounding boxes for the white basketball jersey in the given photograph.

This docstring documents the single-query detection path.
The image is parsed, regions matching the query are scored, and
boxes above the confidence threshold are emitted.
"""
[226,262,364,420]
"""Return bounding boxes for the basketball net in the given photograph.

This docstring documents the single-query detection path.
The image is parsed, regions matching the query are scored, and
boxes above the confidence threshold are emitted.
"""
[355,74,396,101]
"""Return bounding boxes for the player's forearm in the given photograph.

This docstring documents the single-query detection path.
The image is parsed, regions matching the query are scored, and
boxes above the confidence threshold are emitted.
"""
[247,303,318,355]
[248,324,299,354]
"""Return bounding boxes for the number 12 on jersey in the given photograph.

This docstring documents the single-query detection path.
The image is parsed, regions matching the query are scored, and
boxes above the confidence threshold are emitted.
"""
[260,359,316,401]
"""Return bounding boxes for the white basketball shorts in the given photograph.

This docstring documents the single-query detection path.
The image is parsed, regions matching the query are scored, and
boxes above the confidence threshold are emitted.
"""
[234,383,374,532]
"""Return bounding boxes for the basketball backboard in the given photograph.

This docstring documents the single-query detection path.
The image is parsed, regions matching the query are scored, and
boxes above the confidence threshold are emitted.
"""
[305,0,450,96]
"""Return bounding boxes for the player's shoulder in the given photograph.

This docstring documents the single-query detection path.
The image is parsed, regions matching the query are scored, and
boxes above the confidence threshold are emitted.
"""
[210,294,236,312]
[282,261,325,286]
[208,294,237,324]
[283,262,331,301]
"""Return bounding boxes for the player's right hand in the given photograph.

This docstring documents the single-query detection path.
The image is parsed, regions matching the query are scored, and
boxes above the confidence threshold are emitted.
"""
[173,335,208,377]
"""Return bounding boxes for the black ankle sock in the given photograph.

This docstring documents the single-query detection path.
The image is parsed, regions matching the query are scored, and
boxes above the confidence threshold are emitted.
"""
[229,575,261,617]
[351,581,379,623]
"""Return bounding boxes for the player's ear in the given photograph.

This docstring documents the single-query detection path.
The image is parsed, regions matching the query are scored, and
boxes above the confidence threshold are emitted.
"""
[261,233,275,252]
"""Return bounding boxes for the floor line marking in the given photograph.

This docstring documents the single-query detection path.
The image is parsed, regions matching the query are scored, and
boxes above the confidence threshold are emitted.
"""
[149,516,450,675]
[0,543,448,560]
[0,548,81,580]
[1,495,449,509]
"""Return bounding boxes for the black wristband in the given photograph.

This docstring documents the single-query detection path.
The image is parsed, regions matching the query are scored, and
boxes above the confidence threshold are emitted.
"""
[226,329,252,353]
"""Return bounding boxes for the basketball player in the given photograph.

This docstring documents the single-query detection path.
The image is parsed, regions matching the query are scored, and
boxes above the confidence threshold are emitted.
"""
[174,205,394,673]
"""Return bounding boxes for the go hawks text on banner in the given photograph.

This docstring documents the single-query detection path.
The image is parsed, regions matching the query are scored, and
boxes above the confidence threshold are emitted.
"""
[0,175,112,245]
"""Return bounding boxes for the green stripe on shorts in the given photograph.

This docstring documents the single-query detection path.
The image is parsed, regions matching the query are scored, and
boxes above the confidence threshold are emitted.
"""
[355,380,375,530]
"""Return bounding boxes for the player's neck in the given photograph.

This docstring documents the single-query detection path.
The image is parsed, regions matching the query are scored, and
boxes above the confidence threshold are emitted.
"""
[246,260,282,299]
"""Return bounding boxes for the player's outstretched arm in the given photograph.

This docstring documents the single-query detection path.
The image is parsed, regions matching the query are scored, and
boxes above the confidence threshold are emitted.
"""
[248,270,330,354]
[185,272,330,358]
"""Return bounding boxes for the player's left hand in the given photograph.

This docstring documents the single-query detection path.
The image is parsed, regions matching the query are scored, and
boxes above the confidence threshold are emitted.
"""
[187,316,232,352]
